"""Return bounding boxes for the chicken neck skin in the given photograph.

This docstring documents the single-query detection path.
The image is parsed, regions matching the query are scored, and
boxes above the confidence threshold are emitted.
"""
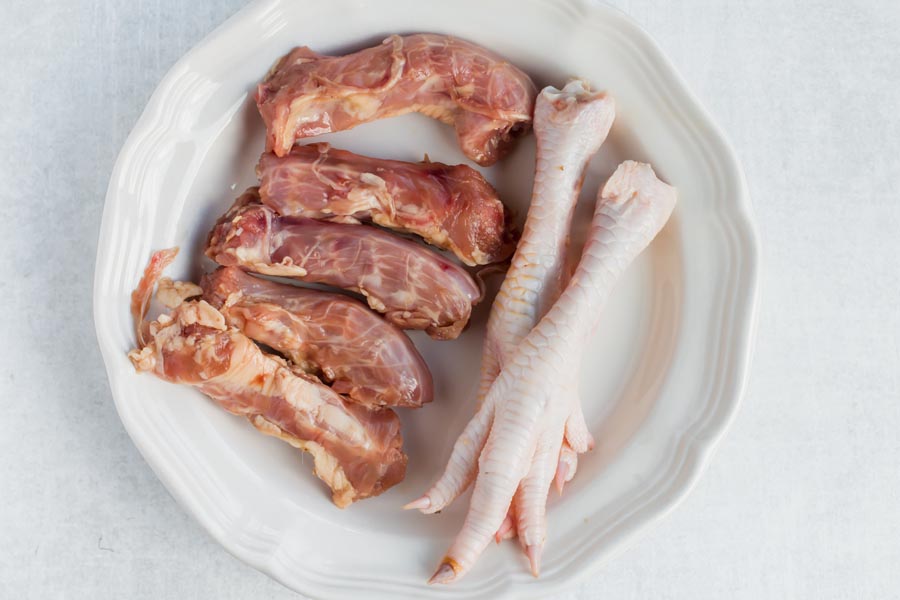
[128,249,407,508]
[257,143,516,266]
[256,34,537,166]
[205,188,481,340]
[201,266,433,408]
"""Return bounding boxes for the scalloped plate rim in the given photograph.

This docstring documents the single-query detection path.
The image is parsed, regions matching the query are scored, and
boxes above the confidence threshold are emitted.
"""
[93,0,760,598]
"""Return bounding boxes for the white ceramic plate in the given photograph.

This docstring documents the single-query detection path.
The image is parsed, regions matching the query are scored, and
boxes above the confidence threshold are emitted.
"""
[93,0,759,597]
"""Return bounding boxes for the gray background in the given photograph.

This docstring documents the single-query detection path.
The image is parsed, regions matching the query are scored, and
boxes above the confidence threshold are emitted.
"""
[3,0,898,598]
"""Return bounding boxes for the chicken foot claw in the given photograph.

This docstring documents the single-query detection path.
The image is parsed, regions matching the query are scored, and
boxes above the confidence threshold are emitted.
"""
[515,419,566,576]
[404,396,495,514]
[555,443,578,495]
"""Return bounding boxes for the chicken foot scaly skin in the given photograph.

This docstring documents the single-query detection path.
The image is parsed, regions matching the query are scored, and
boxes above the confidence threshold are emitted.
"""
[481,81,615,399]
[419,161,677,583]
[405,80,615,563]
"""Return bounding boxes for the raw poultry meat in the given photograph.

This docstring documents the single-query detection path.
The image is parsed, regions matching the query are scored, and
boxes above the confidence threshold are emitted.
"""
[411,158,676,582]
[205,188,481,340]
[257,143,516,266]
[256,34,537,166]
[128,249,407,508]
[201,266,433,408]
[407,80,616,550]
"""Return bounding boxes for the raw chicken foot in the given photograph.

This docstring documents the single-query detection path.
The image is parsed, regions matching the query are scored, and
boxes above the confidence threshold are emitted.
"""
[413,161,677,582]
[405,80,615,571]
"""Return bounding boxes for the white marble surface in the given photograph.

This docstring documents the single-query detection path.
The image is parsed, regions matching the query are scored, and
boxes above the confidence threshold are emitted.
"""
[2,0,898,598]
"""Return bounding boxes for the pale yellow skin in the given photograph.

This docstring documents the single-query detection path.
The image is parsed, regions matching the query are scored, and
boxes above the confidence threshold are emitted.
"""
[408,80,615,577]
[412,151,677,581]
